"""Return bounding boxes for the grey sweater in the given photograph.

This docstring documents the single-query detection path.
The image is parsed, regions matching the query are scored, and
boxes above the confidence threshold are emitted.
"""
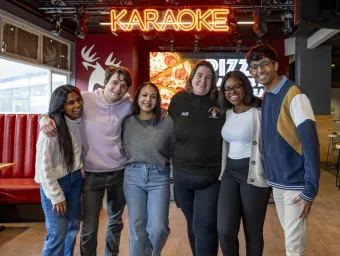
[122,115,175,168]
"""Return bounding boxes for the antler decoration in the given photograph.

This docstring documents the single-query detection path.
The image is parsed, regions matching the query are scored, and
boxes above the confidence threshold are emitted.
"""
[105,52,121,67]
[81,44,100,63]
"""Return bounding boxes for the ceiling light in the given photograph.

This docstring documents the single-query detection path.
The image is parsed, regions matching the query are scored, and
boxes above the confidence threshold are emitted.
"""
[237,21,254,25]
[193,39,199,53]
[282,11,294,35]
[169,39,175,52]
[252,8,267,38]
[74,9,90,39]
[51,15,62,36]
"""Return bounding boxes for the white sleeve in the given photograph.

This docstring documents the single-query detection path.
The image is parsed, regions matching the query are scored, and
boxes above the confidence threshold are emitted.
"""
[289,94,315,127]
[38,137,65,205]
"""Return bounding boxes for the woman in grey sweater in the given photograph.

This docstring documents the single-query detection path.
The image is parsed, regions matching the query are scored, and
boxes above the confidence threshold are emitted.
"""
[122,82,175,256]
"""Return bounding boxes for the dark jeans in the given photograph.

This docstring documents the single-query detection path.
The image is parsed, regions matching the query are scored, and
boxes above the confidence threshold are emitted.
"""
[217,158,271,256]
[173,171,220,256]
[80,170,126,256]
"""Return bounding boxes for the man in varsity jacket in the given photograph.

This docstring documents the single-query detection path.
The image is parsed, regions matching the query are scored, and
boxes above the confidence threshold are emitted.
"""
[246,44,320,255]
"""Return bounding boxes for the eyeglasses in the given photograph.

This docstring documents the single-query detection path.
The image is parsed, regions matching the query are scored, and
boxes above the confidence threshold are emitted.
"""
[249,60,273,72]
[224,83,243,93]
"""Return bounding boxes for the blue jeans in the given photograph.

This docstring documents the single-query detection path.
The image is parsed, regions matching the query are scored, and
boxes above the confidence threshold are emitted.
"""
[40,170,83,256]
[80,170,125,256]
[123,163,170,256]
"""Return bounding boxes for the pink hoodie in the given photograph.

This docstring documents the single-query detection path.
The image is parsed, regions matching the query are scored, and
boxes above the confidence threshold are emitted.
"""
[80,88,132,173]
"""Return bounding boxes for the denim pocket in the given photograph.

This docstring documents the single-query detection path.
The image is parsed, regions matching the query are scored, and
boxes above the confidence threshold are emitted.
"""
[57,174,71,191]
[156,166,170,174]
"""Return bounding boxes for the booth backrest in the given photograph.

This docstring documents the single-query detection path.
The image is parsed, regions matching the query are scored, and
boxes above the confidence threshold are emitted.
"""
[0,114,39,178]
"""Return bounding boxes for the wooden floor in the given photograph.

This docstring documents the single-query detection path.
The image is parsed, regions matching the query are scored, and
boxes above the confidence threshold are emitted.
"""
[1,170,340,256]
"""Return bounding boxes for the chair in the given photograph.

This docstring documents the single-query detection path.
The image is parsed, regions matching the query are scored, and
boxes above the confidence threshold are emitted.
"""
[326,133,339,167]
[335,143,340,189]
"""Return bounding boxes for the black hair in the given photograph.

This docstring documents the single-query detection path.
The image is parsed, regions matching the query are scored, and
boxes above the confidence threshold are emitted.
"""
[48,84,82,173]
[246,44,278,65]
[131,82,161,125]
[218,70,261,114]
[185,59,218,100]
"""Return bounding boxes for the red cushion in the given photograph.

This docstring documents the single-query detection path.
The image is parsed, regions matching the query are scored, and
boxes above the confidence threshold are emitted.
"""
[0,114,41,203]
[1,115,15,178]
[13,115,27,178]
[24,115,39,178]
[0,114,4,163]
[0,178,40,203]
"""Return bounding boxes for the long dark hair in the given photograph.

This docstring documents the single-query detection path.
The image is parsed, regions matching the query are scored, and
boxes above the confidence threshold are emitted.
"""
[185,60,218,100]
[131,82,161,125]
[218,70,261,115]
[48,85,82,173]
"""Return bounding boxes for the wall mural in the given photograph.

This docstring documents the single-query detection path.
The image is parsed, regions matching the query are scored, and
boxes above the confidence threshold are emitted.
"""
[81,44,121,92]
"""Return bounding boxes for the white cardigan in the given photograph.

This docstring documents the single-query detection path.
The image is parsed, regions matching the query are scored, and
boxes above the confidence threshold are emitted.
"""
[219,108,269,187]
[34,116,83,205]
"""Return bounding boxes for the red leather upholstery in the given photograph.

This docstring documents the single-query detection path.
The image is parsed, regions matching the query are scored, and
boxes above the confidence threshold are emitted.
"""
[0,114,40,203]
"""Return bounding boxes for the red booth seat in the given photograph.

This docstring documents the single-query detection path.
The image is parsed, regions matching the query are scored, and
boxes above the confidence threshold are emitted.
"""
[0,114,40,204]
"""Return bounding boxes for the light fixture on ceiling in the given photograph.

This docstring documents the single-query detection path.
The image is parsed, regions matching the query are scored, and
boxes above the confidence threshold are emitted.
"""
[235,39,242,53]
[51,15,62,36]
[234,33,243,53]
[74,8,90,39]
[252,8,268,38]
[237,21,254,25]
[193,39,199,53]
[169,39,175,52]
[282,11,294,35]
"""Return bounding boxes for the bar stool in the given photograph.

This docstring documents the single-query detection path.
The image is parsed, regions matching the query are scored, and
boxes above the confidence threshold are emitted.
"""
[327,133,339,167]
[336,143,340,189]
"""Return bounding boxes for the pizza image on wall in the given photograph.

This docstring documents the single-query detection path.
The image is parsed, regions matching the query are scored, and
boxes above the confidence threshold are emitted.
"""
[149,52,193,109]
[159,88,176,109]
[152,61,192,90]
[150,52,181,79]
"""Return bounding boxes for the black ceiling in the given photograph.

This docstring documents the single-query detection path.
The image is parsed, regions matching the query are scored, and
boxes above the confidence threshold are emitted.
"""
[7,0,294,35]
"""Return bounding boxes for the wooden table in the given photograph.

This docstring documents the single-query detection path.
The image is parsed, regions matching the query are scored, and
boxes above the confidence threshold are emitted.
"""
[0,163,15,232]
[0,163,15,170]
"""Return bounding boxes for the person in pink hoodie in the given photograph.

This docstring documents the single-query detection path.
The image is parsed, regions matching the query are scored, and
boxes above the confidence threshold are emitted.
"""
[40,66,133,256]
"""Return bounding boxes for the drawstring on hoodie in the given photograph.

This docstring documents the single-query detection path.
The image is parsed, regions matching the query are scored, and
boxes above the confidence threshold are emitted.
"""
[105,103,116,122]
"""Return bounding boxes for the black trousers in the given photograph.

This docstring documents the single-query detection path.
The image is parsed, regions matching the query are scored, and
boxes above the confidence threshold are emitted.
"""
[217,158,271,256]
[174,171,220,256]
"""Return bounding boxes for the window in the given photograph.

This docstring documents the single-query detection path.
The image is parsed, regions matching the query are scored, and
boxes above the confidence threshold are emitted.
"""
[0,16,71,114]
[1,18,71,71]
[43,36,69,70]
[52,72,68,92]
[0,58,69,114]
[2,22,39,62]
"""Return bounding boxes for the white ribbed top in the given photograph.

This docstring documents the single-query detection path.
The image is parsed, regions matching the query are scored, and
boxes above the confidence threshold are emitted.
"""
[221,108,253,159]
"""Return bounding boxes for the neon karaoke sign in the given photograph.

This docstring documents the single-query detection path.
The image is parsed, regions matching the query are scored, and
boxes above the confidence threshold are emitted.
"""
[110,9,230,32]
